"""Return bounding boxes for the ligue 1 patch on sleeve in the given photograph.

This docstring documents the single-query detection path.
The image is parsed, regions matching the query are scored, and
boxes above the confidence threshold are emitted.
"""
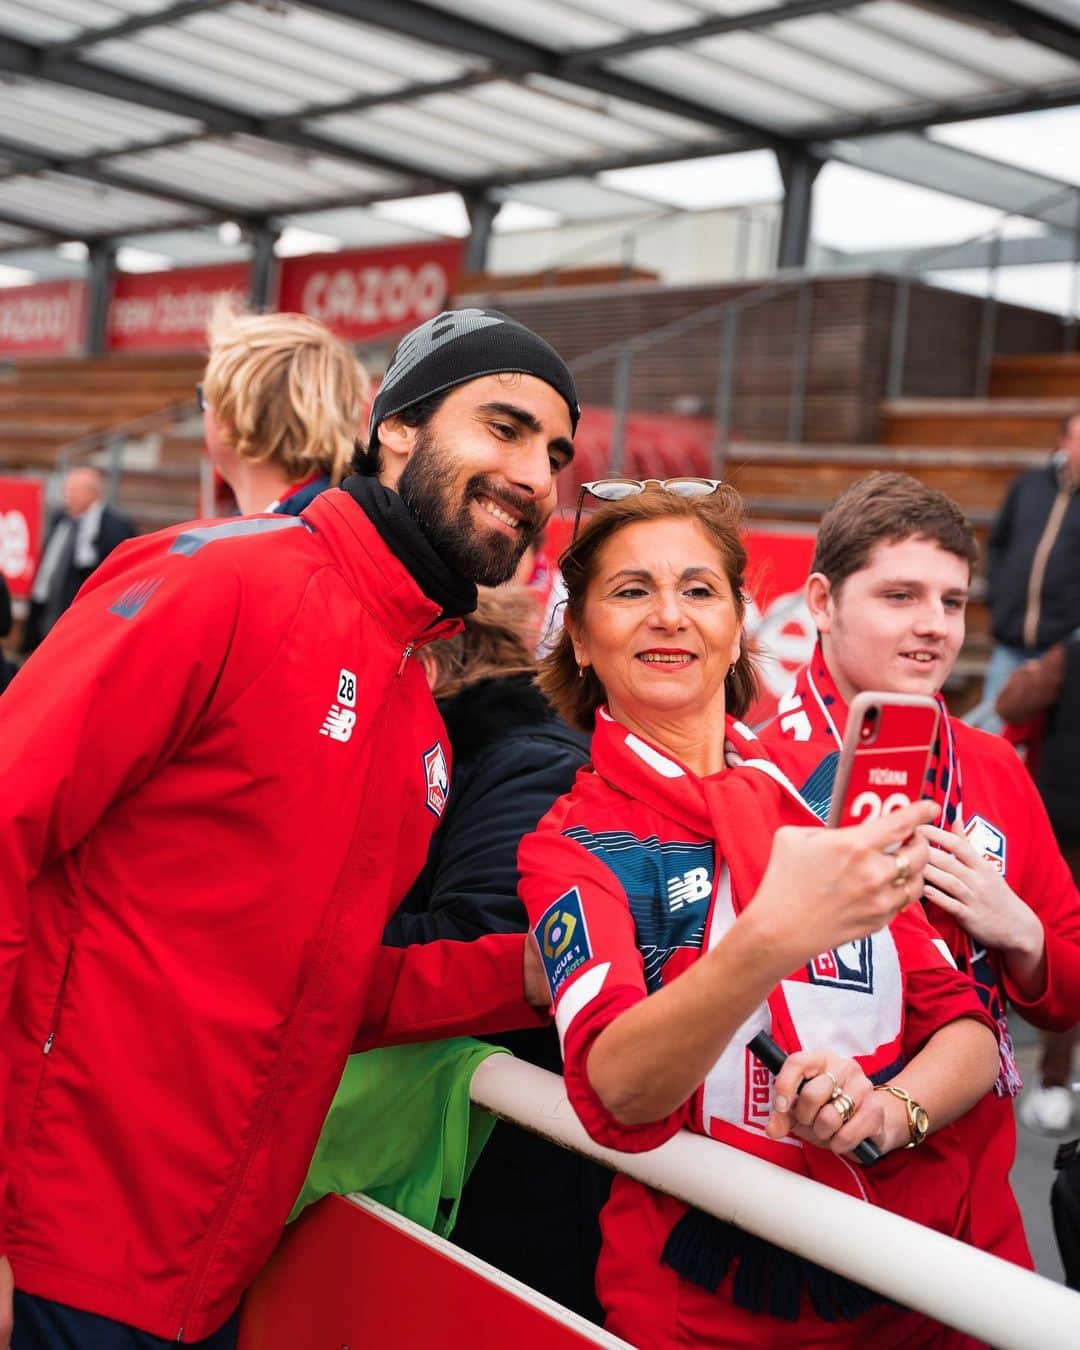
[534,888,593,1001]
[964,814,1006,874]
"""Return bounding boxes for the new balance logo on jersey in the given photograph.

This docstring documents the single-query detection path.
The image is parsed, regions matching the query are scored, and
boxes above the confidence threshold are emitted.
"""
[320,707,356,743]
[319,668,358,743]
[108,577,162,620]
[667,867,711,911]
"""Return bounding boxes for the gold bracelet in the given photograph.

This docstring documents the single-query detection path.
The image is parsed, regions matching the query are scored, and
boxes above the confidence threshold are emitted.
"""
[874,1084,930,1148]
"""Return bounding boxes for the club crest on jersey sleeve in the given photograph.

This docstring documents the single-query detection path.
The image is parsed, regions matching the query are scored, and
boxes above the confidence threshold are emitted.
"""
[534,887,593,1001]
[422,742,449,818]
[964,814,1006,874]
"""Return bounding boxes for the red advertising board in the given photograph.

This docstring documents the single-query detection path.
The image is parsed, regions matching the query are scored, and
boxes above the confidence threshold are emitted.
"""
[278,240,464,343]
[107,263,250,352]
[742,526,818,722]
[0,280,86,358]
[0,476,45,600]
[240,1195,623,1349]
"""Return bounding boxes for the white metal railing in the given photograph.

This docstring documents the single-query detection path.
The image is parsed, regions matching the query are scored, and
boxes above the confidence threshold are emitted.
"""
[470,1056,1080,1350]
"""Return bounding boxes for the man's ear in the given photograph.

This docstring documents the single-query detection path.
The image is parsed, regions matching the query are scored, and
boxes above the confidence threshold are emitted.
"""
[805,572,833,636]
[375,416,417,490]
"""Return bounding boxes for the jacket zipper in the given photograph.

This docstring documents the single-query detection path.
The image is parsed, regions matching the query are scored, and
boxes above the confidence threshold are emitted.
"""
[397,641,413,675]
[43,944,74,1055]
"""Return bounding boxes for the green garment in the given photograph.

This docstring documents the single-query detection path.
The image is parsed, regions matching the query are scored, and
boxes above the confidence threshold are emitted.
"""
[291,1038,507,1237]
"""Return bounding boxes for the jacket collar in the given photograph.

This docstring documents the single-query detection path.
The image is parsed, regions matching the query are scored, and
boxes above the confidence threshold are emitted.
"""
[300,488,460,648]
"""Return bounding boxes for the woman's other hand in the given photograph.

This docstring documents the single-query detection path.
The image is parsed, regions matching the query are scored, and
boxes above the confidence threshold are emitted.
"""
[749,799,937,967]
[764,1051,908,1157]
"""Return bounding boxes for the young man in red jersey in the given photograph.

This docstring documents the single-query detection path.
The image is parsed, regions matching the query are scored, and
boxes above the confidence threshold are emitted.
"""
[761,472,1080,1269]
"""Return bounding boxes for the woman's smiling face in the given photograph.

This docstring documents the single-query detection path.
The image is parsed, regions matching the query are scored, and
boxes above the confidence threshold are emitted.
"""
[569,516,743,737]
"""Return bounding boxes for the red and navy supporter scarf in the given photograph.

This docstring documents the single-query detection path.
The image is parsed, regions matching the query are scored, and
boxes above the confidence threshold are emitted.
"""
[772,645,1021,1097]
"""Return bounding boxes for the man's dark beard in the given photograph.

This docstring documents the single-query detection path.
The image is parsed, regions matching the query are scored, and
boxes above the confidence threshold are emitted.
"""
[396,426,541,586]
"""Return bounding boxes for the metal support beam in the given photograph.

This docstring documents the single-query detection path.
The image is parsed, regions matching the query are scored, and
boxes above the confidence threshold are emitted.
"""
[933,0,1080,63]
[85,241,116,357]
[463,194,500,274]
[306,0,789,148]
[248,225,278,310]
[776,150,822,269]
[564,0,866,64]
[45,0,224,60]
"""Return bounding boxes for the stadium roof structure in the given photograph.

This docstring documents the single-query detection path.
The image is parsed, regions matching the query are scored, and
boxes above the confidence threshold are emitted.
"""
[1,0,1080,274]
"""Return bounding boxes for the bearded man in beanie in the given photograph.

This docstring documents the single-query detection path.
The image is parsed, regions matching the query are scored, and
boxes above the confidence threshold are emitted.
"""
[0,309,577,1349]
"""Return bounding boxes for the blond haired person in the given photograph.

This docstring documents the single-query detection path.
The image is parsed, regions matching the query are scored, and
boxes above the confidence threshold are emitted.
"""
[200,303,370,516]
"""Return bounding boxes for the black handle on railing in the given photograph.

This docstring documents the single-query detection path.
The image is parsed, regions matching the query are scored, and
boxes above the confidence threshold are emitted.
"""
[747,1030,882,1168]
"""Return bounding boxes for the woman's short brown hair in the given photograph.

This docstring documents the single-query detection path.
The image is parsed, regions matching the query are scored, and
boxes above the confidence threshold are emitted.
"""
[538,485,759,732]
[204,300,370,485]
[811,472,978,592]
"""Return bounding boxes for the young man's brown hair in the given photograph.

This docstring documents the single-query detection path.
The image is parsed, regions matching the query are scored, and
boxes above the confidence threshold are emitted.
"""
[811,472,978,591]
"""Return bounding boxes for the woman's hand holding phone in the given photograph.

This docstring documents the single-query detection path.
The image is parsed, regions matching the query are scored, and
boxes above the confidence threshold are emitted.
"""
[751,799,937,966]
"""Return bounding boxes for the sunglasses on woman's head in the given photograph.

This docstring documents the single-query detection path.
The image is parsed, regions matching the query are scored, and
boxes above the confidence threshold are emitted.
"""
[572,477,724,540]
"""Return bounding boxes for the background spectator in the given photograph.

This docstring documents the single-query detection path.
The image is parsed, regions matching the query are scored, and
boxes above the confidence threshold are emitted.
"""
[21,465,135,653]
[201,302,370,517]
[997,641,1080,1135]
[968,410,1080,732]
[384,586,608,1321]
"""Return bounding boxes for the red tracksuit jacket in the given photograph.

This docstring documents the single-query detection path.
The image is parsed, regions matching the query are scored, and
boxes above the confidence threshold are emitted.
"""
[0,489,535,1340]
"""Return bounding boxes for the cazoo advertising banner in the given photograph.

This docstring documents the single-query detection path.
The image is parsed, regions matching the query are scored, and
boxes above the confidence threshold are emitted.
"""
[0,280,86,358]
[277,240,463,344]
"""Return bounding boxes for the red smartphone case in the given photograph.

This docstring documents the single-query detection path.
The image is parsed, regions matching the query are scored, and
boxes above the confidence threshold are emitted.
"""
[826,692,941,828]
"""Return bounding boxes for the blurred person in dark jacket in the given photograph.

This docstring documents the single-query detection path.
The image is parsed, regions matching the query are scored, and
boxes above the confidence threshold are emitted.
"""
[385,586,610,1321]
[21,466,135,653]
[997,642,1080,1136]
[968,410,1080,732]
[201,302,370,518]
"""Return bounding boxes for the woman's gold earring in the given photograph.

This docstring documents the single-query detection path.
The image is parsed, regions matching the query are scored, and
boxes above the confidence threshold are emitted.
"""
[727,661,736,678]
[577,664,586,680]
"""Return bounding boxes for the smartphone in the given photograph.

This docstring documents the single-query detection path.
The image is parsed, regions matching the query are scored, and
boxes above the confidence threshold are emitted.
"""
[826,691,941,829]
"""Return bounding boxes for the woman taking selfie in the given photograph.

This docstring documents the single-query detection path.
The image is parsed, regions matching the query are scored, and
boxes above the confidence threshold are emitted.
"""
[518,480,999,1348]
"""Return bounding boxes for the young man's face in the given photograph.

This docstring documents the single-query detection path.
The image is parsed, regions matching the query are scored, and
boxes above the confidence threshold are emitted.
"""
[807,536,969,703]
[388,373,574,587]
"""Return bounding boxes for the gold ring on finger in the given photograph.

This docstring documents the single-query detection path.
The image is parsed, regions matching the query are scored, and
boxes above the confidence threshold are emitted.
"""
[830,1091,856,1126]
[822,1070,840,1094]
[891,851,911,889]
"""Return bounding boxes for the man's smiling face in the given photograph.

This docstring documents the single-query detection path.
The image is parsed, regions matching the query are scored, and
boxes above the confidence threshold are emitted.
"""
[394,373,574,587]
